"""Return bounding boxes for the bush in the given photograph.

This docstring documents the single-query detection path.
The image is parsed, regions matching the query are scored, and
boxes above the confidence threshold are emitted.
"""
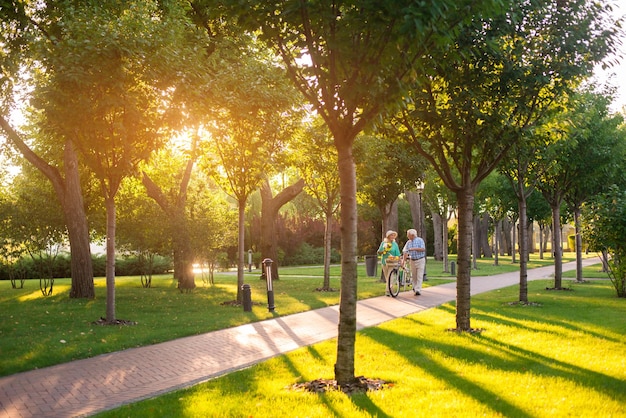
[282,242,340,266]
[582,185,626,297]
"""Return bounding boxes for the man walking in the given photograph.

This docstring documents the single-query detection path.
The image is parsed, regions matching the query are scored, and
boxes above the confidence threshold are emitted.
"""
[402,228,426,296]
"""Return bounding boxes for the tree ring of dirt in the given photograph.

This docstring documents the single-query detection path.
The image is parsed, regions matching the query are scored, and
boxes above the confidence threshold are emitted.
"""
[289,376,390,394]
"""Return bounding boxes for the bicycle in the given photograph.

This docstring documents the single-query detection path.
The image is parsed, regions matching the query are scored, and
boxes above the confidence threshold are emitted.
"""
[387,257,412,298]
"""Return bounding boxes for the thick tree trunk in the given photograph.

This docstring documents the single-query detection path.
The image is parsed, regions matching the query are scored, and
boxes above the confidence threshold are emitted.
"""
[473,213,492,258]
[142,155,197,291]
[334,142,358,387]
[501,218,513,256]
[380,199,398,239]
[456,188,474,331]
[260,178,305,280]
[0,119,95,298]
[172,212,196,292]
[63,141,95,298]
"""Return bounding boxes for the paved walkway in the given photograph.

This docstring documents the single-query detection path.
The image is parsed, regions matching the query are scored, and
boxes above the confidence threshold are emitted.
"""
[0,258,600,417]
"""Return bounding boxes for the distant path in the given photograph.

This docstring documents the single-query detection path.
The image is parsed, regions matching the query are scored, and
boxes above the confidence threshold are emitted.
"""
[0,257,602,418]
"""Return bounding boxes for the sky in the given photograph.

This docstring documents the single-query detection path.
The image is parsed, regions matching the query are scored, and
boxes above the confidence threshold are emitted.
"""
[594,0,626,113]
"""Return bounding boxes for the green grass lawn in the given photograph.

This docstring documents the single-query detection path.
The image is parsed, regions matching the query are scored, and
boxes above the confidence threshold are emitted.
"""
[94,277,626,418]
[0,253,590,377]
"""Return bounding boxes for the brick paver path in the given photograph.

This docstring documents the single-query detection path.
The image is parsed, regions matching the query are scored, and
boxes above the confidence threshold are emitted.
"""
[0,258,600,417]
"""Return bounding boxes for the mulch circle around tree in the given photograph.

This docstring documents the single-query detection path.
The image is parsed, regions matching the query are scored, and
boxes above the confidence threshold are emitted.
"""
[445,328,485,334]
[92,317,137,326]
[315,287,339,292]
[290,376,390,394]
[506,301,543,307]
[220,300,264,307]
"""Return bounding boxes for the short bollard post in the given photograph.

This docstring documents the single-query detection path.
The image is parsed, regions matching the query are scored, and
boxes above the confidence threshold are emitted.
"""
[242,284,252,312]
[263,258,275,312]
[450,261,456,276]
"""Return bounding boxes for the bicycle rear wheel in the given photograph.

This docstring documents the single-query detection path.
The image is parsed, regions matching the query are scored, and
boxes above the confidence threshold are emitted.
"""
[388,268,400,297]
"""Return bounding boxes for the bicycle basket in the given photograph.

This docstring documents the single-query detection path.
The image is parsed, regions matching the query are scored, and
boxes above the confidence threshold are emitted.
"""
[386,255,400,268]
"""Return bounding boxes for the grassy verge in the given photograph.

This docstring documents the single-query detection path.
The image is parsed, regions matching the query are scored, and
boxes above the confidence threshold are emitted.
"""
[0,253,590,377]
[96,278,625,418]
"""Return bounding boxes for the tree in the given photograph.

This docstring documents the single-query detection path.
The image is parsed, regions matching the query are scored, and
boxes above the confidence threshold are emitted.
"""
[562,89,626,282]
[198,0,504,386]
[499,127,553,302]
[1,1,95,297]
[142,138,200,291]
[260,177,305,281]
[0,120,95,297]
[354,134,426,239]
[295,121,340,290]
[116,175,171,288]
[389,0,617,330]
[583,185,626,297]
[30,0,200,322]
[200,41,302,304]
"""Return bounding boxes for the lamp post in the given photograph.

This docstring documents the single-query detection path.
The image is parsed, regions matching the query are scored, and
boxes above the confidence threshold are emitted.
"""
[262,258,275,312]
[416,180,427,281]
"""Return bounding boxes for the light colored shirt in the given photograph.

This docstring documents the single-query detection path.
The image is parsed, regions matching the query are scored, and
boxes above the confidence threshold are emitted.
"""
[402,237,425,260]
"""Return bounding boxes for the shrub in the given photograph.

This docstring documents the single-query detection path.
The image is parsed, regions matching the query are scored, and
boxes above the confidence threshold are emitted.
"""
[582,185,626,297]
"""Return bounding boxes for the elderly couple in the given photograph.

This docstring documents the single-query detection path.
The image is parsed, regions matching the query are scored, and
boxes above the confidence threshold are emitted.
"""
[377,229,426,297]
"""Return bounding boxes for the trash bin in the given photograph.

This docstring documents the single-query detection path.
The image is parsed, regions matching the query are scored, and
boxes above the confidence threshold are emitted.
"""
[364,255,378,277]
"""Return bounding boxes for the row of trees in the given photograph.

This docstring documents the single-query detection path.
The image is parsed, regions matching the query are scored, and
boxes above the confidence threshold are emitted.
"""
[1,0,624,388]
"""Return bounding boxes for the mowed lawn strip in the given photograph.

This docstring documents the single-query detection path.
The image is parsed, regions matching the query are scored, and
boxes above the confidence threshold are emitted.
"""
[95,278,626,418]
[0,253,593,377]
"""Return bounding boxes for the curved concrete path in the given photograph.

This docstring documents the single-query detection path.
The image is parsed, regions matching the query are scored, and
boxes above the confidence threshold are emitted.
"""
[0,258,600,417]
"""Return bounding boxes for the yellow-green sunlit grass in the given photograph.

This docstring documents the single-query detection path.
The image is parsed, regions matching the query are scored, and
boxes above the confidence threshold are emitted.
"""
[97,279,625,418]
[0,262,452,377]
[0,256,597,377]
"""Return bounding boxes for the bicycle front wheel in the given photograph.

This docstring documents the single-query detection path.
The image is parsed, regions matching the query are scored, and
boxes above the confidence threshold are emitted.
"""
[388,268,400,297]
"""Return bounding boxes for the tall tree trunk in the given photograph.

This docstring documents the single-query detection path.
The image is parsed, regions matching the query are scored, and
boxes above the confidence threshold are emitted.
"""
[0,119,95,298]
[539,223,545,259]
[322,210,333,290]
[260,178,305,280]
[502,218,513,256]
[512,219,517,263]
[334,141,358,387]
[105,195,116,322]
[470,212,492,258]
[456,188,474,331]
[518,196,529,303]
[383,200,399,238]
[574,206,584,282]
[432,211,443,261]
[63,141,95,298]
[551,204,563,289]
[493,219,500,266]
[236,198,246,303]
[527,221,534,257]
[142,150,197,291]
[406,191,420,232]
[443,210,450,273]
[172,211,195,292]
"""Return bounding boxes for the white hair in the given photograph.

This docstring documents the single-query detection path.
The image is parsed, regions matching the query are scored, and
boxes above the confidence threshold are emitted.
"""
[407,229,417,236]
